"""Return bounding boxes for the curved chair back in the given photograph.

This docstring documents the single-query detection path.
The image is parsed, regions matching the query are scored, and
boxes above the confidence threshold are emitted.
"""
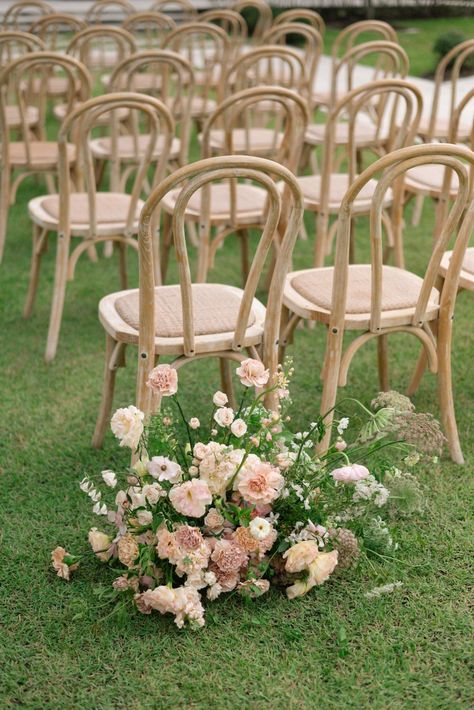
[198,9,247,56]
[85,0,134,24]
[122,12,176,49]
[30,13,87,51]
[450,87,474,148]
[66,26,136,75]
[262,22,323,93]
[136,155,304,408]
[3,0,52,30]
[273,8,325,35]
[150,0,198,22]
[331,19,397,61]
[224,44,307,99]
[232,0,272,42]
[0,29,45,63]
[331,143,474,334]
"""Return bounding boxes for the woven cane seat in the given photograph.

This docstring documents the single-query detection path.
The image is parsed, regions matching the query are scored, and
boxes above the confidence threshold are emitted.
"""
[5,104,39,128]
[417,115,473,141]
[305,120,388,147]
[161,183,267,224]
[206,128,284,155]
[404,163,459,197]
[294,173,392,213]
[9,141,76,167]
[189,96,217,117]
[439,248,474,291]
[89,134,181,160]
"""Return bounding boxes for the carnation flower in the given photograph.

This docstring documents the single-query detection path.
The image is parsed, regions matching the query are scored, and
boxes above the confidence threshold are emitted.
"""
[234,525,260,553]
[174,525,203,551]
[110,406,144,449]
[283,540,319,573]
[51,547,78,581]
[101,469,117,488]
[204,508,225,534]
[231,418,247,437]
[156,527,181,563]
[331,464,370,484]
[88,528,112,562]
[211,539,248,573]
[117,533,139,568]
[214,407,234,427]
[235,459,284,505]
[140,585,177,614]
[213,391,228,407]
[173,586,205,629]
[146,364,178,396]
[249,517,272,541]
[147,456,182,483]
[236,358,269,388]
[169,479,212,518]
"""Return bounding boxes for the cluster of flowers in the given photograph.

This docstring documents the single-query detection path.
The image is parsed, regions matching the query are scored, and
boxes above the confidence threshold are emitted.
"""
[52,360,428,629]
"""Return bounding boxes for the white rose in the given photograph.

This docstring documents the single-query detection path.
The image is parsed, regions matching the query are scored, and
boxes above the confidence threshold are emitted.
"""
[142,483,165,505]
[137,509,153,526]
[193,443,208,460]
[110,406,144,449]
[101,469,117,488]
[189,418,200,430]
[88,527,112,561]
[230,418,247,437]
[249,517,272,541]
[214,407,234,427]
[213,391,228,407]
[147,456,182,483]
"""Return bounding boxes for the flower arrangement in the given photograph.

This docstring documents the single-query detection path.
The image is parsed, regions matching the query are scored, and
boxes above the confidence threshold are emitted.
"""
[52,360,430,629]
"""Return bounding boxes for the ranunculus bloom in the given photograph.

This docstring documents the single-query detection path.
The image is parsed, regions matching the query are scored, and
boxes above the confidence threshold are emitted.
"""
[137,509,153,526]
[147,456,182,483]
[213,391,228,407]
[142,482,166,505]
[146,364,178,397]
[169,479,212,518]
[110,406,144,449]
[249,517,272,541]
[214,407,234,427]
[88,528,112,562]
[331,464,370,483]
[231,418,247,437]
[235,459,284,505]
[236,358,269,388]
[283,540,319,573]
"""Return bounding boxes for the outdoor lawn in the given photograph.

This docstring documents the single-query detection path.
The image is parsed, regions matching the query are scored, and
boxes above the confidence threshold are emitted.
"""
[1,15,473,710]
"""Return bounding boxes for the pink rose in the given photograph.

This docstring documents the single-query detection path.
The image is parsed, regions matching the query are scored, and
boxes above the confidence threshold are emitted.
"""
[331,464,369,483]
[169,479,212,518]
[234,460,284,505]
[147,364,178,396]
[236,358,269,388]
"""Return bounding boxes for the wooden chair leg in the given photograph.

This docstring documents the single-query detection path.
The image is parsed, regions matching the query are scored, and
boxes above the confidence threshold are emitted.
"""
[316,326,345,455]
[377,334,389,391]
[240,228,250,285]
[160,211,172,284]
[219,357,236,410]
[437,313,464,464]
[407,348,427,397]
[92,333,121,448]
[44,231,69,362]
[411,193,424,226]
[118,240,128,290]
[23,225,47,318]
[0,165,10,263]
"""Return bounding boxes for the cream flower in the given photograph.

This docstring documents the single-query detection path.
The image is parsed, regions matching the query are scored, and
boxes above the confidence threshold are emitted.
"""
[331,464,370,484]
[110,406,144,449]
[142,482,166,505]
[231,419,247,438]
[88,528,112,562]
[249,517,272,541]
[169,479,212,518]
[51,547,78,581]
[189,418,200,430]
[137,509,153,526]
[199,444,244,496]
[213,391,228,407]
[235,459,284,505]
[148,456,182,483]
[146,364,178,397]
[214,407,234,427]
[308,550,339,585]
[141,585,177,614]
[283,540,319,573]
[204,508,225,534]
[101,469,117,488]
[236,358,269,388]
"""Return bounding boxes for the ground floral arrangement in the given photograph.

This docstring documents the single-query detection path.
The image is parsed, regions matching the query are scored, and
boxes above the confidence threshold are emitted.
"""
[52,359,445,629]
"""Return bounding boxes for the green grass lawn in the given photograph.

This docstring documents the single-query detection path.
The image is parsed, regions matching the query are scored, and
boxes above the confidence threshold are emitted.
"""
[1,18,474,710]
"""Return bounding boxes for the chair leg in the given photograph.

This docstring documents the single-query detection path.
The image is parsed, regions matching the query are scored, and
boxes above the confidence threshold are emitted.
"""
[316,326,345,455]
[118,240,128,290]
[23,225,47,318]
[0,165,10,263]
[407,348,427,397]
[411,194,425,226]
[92,333,122,449]
[44,231,69,362]
[219,357,236,410]
[377,335,389,391]
[437,313,464,464]
[160,211,173,284]
[240,228,250,285]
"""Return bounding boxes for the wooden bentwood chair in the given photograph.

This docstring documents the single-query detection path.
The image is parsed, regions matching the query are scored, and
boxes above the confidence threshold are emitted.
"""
[24,93,174,363]
[92,155,304,447]
[281,144,474,463]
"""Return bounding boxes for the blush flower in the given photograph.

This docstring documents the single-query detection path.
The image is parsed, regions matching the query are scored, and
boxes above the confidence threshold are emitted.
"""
[213,391,228,407]
[331,464,370,483]
[214,407,234,427]
[204,508,225,534]
[169,479,212,518]
[51,546,78,581]
[88,528,112,562]
[146,364,178,397]
[236,358,269,388]
[283,540,319,573]
[110,406,144,449]
[117,533,139,568]
[235,459,284,505]
[148,456,182,483]
[211,539,248,573]
[231,419,247,438]
[101,469,117,488]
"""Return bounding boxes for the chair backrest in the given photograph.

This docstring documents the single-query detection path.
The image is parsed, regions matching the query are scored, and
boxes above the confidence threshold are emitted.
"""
[331,144,474,333]
[0,30,45,63]
[232,0,272,42]
[427,39,474,140]
[66,26,136,75]
[449,87,474,148]
[56,92,174,240]
[136,155,303,396]
[331,19,397,61]
[122,12,176,49]
[109,49,194,164]
[3,1,52,30]
[273,8,325,35]
[262,22,323,93]
[29,14,87,51]
[224,44,307,100]
[0,51,91,166]
[198,9,247,56]
[150,0,198,22]
[85,0,134,24]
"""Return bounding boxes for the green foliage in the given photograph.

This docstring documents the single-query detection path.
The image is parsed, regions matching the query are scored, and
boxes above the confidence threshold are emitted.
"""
[433,30,474,70]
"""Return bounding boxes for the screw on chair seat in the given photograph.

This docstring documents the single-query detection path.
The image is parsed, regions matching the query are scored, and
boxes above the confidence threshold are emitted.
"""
[99,283,266,354]
[404,163,460,198]
[305,118,389,147]
[284,264,440,329]
[291,174,393,213]
[161,182,268,225]
[28,192,144,236]
[8,141,76,167]
[5,104,39,128]
[89,134,181,161]
[204,128,284,156]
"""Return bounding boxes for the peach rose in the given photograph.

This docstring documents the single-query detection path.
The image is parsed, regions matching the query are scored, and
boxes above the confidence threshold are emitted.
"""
[236,358,269,388]
[88,528,112,562]
[169,479,212,518]
[146,364,178,397]
[283,540,319,574]
[235,459,284,505]
[308,550,339,585]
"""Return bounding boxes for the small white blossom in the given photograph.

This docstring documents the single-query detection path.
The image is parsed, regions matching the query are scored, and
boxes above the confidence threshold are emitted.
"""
[249,517,272,540]
[101,470,117,488]
[213,391,228,407]
[93,502,108,516]
[337,417,349,434]
[189,418,200,430]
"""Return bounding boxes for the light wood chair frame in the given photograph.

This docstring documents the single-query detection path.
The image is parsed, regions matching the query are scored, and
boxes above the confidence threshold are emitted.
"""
[0,29,45,63]
[66,25,137,75]
[273,8,325,35]
[122,12,176,49]
[85,0,134,24]
[3,0,52,30]
[149,0,198,22]
[232,0,273,42]
[29,13,87,48]
[198,8,247,59]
